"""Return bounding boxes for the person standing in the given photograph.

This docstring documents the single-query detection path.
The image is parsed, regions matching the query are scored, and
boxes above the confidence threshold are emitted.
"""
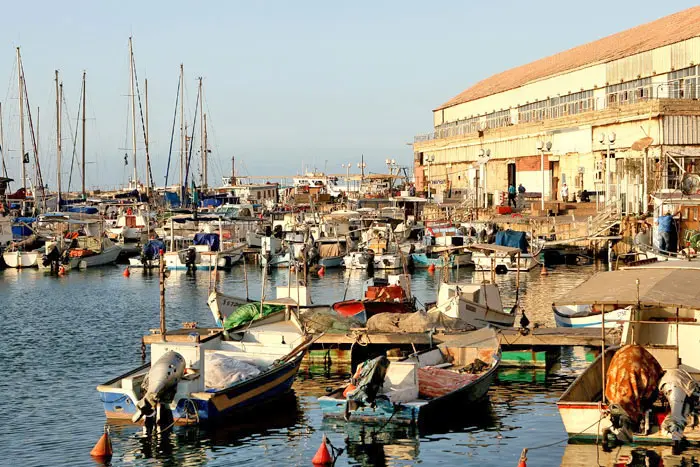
[561,183,569,202]
[656,209,678,253]
[507,184,516,208]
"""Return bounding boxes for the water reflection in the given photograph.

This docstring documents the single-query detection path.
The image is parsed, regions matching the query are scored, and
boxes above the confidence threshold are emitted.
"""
[561,443,700,467]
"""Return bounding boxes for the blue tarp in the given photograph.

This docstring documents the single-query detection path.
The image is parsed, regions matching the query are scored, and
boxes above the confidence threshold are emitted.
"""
[495,229,528,252]
[142,239,166,258]
[193,232,219,252]
[67,206,99,214]
[200,198,222,208]
[164,192,181,208]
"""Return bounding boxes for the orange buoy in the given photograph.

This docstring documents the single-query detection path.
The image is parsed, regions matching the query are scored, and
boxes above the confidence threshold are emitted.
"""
[517,448,528,467]
[540,264,547,276]
[311,434,332,465]
[428,264,436,273]
[90,429,113,460]
[58,265,66,276]
[318,266,325,277]
[123,267,131,277]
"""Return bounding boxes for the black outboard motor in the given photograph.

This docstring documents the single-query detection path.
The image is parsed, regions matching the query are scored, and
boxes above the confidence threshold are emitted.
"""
[185,247,197,272]
[42,244,61,273]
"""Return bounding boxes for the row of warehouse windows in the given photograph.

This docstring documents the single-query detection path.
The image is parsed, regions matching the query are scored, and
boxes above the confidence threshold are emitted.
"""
[433,66,700,137]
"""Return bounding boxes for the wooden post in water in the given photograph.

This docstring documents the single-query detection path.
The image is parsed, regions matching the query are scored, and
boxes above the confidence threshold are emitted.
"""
[601,304,606,405]
[159,249,167,340]
[516,252,521,290]
[243,253,249,300]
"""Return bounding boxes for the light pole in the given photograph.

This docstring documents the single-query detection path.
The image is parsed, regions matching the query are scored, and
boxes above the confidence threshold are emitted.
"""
[357,161,367,194]
[536,140,553,211]
[598,132,616,209]
[425,155,435,201]
[341,163,351,193]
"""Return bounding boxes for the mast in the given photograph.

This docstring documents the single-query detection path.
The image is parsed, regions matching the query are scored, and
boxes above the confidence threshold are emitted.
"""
[55,70,62,210]
[179,64,185,202]
[81,71,86,198]
[231,155,235,186]
[17,48,26,192]
[144,78,150,195]
[204,113,208,188]
[129,37,138,189]
[0,102,6,181]
[199,77,206,189]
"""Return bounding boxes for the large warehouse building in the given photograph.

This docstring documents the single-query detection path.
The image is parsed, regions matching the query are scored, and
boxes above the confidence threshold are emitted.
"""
[413,6,700,214]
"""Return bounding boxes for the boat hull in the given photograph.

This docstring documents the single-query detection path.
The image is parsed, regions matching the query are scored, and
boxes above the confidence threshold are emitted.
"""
[373,254,402,270]
[2,251,39,268]
[553,306,629,328]
[318,256,344,268]
[472,253,537,272]
[68,245,122,269]
[100,353,305,425]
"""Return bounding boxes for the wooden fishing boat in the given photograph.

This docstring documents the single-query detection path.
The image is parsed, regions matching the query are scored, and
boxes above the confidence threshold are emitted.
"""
[319,327,501,425]
[553,304,630,328]
[556,269,700,450]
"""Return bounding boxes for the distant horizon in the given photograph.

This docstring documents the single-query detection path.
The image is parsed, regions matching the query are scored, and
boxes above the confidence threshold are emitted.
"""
[0,1,695,191]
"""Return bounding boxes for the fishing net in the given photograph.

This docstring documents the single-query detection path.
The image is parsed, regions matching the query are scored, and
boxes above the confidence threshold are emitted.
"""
[300,308,365,334]
[223,303,285,330]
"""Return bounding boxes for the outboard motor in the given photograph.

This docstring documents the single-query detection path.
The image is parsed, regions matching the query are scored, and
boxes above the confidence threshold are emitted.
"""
[132,351,186,431]
[659,368,700,453]
[185,247,197,272]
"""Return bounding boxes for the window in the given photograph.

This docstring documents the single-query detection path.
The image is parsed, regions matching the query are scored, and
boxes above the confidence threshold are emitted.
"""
[669,66,698,99]
[606,78,652,105]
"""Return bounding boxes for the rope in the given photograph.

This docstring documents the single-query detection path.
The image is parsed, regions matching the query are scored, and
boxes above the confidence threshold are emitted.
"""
[525,413,606,452]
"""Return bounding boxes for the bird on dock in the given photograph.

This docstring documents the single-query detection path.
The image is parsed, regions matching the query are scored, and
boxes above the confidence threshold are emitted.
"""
[519,310,530,336]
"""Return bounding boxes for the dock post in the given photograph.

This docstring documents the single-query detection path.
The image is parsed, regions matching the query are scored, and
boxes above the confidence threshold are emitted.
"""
[159,249,166,340]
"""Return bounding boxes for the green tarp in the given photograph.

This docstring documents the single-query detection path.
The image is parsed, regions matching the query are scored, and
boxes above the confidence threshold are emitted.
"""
[223,302,285,330]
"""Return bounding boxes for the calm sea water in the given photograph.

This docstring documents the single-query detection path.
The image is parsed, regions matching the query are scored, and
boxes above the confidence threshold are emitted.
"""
[2,262,698,466]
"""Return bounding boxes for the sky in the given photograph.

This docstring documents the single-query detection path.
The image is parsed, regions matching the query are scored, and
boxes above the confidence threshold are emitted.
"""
[0,0,697,191]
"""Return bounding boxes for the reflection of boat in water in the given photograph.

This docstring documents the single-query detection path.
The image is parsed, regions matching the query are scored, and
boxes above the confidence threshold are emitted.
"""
[561,442,688,467]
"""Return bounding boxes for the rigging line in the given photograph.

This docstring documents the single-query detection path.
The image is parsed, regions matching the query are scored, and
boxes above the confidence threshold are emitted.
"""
[65,86,82,192]
[131,52,154,190]
[184,89,200,193]
[164,76,180,187]
[19,60,46,210]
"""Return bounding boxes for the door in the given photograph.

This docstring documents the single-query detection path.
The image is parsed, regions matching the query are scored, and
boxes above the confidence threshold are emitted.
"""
[507,163,516,188]
[550,161,560,201]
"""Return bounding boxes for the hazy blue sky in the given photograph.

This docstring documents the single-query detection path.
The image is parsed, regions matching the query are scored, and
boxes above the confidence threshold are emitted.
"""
[0,1,696,190]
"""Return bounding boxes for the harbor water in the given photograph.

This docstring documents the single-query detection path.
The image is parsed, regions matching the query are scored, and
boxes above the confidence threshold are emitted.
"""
[2,263,699,466]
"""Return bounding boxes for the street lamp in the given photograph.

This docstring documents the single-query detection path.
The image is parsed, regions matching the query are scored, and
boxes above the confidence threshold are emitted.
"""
[425,155,435,201]
[536,140,553,211]
[598,132,616,210]
[341,163,352,193]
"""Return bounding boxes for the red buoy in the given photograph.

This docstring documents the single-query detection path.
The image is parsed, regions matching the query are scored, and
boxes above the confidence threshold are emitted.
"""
[90,429,113,460]
[428,264,436,273]
[123,267,131,277]
[312,434,332,465]
[517,448,528,467]
[318,266,325,277]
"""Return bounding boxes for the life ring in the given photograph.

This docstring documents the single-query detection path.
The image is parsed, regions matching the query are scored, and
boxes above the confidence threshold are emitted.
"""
[127,208,133,215]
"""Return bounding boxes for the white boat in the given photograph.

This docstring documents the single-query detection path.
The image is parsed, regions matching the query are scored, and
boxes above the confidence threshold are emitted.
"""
[472,252,537,272]
[106,206,155,242]
[556,268,700,449]
[553,304,630,328]
[343,250,374,270]
[2,249,40,268]
[164,245,242,271]
[315,237,347,268]
[429,281,516,328]
[373,252,403,270]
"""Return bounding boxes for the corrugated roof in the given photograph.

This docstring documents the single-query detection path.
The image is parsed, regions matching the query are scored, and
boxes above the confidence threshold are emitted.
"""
[436,7,700,111]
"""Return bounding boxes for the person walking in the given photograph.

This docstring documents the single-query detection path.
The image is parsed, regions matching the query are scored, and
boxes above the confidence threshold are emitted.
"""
[507,184,517,208]
[561,183,569,202]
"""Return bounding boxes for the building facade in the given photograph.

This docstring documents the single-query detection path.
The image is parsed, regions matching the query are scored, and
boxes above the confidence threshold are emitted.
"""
[413,7,700,214]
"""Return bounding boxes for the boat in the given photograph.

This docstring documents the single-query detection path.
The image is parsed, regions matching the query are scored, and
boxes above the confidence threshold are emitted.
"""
[343,249,374,270]
[556,268,700,450]
[373,252,403,270]
[97,302,313,427]
[64,236,122,269]
[429,281,515,328]
[106,205,155,242]
[127,238,167,269]
[318,327,501,425]
[2,248,40,268]
[472,230,538,272]
[331,274,415,323]
[314,237,347,268]
[164,232,242,271]
[553,304,631,328]
[410,247,472,269]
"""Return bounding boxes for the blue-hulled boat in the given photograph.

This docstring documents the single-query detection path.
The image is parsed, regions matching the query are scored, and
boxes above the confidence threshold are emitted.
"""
[316,237,348,268]
[97,307,313,426]
[319,327,501,425]
[410,248,472,269]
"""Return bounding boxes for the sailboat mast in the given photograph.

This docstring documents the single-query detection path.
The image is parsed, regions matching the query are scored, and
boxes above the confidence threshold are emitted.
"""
[129,37,138,189]
[199,77,206,189]
[179,64,184,201]
[144,78,150,195]
[204,113,208,188]
[17,48,26,192]
[0,102,6,180]
[55,70,62,209]
[81,71,86,198]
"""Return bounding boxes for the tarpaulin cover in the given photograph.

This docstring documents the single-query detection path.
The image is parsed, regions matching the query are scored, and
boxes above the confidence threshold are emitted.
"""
[67,206,98,214]
[163,191,181,208]
[495,229,528,252]
[205,352,261,389]
[200,198,222,208]
[319,243,342,257]
[223,302,285,330]
[348,355,390,404]
[142,239,166,258]
[193,232,220,251]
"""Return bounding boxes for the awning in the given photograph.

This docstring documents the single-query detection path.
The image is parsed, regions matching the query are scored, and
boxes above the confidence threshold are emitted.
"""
[552,269,700,308]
